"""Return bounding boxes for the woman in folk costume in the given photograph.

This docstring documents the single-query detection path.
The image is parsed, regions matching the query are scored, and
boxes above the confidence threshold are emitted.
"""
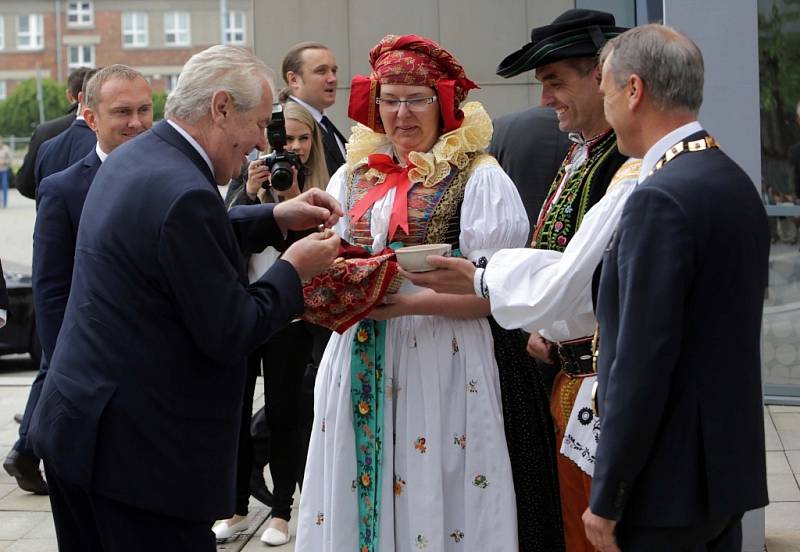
[296,34,561,552]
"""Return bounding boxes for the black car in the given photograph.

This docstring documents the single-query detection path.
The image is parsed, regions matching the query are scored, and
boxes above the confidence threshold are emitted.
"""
[0,259,41,366]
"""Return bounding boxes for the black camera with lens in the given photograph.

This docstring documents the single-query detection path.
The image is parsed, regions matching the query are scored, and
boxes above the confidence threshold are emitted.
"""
[262,107,304,192]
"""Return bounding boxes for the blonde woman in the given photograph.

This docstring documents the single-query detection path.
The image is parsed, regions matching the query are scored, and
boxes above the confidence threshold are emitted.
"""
[250,101,328,202]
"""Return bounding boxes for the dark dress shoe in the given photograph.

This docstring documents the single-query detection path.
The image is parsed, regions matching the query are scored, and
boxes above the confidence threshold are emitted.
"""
[250,470,273,507]
[3,449,48,495]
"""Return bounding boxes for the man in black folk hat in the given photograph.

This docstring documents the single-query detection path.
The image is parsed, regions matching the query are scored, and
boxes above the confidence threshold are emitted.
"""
[583,24,769,552]
[497,9,629,552]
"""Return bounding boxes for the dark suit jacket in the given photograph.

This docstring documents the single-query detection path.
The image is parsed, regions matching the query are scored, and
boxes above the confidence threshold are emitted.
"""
[33,150,101,366]
[591,131,770,527]
[0,259,7,312]
[29,120,304,522]
[34,118,96,194]
[489,106,571,242]
[16,104,78,199]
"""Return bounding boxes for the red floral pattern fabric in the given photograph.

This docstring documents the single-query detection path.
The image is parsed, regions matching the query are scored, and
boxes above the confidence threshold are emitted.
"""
[300,246,402,334]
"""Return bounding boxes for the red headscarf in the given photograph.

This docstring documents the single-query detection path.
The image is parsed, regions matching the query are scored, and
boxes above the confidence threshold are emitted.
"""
[348,34,479,134]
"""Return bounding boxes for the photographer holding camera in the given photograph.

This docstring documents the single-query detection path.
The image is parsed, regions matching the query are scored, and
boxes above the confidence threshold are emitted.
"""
[214,101,330,546]
[247,102,329,203]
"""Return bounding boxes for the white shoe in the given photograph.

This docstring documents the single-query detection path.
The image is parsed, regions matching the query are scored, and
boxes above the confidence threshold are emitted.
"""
[260,526,290,546]
[213,517,249,540]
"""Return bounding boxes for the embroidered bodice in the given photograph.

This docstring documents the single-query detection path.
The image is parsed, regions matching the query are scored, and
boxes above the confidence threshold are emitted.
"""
[345,156,480,249]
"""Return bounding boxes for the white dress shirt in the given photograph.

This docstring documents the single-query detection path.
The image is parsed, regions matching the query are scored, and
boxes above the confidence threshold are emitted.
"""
[485,157,641,342]
[167,119,215,179]
[95,143,109,163]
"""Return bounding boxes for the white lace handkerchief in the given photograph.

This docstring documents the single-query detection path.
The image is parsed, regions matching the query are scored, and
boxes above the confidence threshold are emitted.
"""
[559,375,600,477]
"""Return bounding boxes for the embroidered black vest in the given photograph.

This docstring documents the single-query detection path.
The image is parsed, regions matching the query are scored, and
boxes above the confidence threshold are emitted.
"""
[532,129,627,252]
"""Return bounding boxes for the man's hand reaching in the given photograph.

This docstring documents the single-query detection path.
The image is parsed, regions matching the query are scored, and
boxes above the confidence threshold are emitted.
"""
[273,188,344,233]
[282,228,341,282]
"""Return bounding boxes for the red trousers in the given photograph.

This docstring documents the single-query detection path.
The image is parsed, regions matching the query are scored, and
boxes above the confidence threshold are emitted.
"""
[550,372,598,552]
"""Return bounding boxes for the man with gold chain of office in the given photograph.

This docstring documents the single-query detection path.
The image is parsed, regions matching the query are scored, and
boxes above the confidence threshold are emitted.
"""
[580,24,769,551]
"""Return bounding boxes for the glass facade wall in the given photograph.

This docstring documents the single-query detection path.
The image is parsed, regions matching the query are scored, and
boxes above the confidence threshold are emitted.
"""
[759,0,800,403]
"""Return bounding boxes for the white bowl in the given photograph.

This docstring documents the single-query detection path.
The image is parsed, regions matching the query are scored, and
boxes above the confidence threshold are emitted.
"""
[395,244,452,272]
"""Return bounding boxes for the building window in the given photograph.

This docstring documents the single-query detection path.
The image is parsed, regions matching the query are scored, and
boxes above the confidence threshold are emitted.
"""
[224,11,246,44]
[0,81,6,101]
[122,12,148,47]
[0,16,5,50]
[67,1,93,27]
[164,11,190,47]
[68,44,95,69]
[17,14,44,51]
[165,74,180,93]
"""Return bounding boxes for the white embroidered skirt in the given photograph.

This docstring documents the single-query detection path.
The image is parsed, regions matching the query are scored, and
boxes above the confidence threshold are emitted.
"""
[296,311,519,551]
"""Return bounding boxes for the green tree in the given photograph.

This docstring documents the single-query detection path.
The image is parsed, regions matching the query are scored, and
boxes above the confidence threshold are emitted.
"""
[0,78,70,137]
[759,1,800,115]
[758,0,800,192]
[152,91,167,122]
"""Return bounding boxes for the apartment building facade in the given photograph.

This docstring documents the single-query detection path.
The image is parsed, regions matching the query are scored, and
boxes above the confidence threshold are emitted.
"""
[0,0,253,99]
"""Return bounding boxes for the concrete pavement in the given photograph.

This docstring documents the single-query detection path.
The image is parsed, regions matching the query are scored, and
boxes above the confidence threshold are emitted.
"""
[0,356,298,551]
[4,360,800,550]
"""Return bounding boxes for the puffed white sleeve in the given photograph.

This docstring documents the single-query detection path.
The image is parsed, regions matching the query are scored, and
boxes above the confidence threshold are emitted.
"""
[459,163,529,262]
[325,163,352,242]
[485,162,640,336]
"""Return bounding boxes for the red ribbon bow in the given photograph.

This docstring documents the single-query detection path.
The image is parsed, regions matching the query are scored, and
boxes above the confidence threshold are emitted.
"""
[348,153,416,241]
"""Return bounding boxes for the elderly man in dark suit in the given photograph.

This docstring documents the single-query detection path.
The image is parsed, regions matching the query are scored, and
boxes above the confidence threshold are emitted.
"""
[3,65,153,496]
[16,67,93,200]
[583,25,770,552]
[0,259,7,329]
[27,45,342,552]
[33,68,99,194]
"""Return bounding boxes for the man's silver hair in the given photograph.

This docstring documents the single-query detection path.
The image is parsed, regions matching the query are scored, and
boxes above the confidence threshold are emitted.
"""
[600,24,704,116]
[165,45,276,123]
[83,65,148,110]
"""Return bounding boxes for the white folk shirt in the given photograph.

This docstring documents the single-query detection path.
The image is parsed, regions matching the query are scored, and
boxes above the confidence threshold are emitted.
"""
[485,157,641,342]
[484,157,641,476]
